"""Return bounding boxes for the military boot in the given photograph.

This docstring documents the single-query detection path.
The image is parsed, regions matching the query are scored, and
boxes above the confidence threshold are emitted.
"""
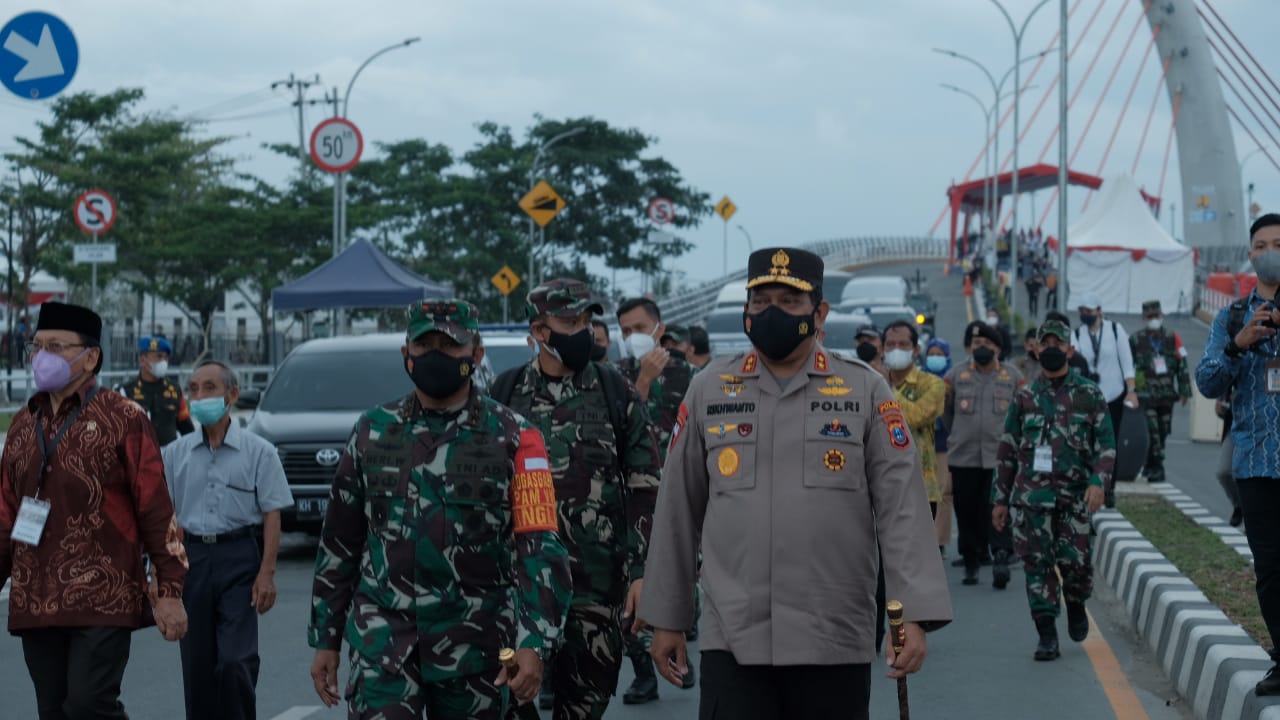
[623,653,659,704]
[962,559,979,586]
[1034,616,1060,661]
[1066,601,1089,642]
[991,550,1011,590]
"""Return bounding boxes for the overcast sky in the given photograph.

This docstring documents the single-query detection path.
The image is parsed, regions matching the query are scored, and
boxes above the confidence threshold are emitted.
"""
[2,0,1277,293]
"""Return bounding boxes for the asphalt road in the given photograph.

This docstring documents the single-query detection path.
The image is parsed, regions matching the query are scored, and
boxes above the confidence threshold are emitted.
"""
[0,259,1228,719]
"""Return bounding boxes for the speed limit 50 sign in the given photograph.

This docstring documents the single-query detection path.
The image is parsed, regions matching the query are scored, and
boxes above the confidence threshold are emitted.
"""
[310,117,364,173]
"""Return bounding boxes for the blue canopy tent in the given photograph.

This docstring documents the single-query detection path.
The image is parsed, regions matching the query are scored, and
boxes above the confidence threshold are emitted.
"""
[271,238,452,311]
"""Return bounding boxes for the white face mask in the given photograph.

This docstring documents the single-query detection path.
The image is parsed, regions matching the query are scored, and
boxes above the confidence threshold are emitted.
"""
[1146,318,1162,331]
[884,348,915,370]
[150,360,169,377]
[625,328,658,359]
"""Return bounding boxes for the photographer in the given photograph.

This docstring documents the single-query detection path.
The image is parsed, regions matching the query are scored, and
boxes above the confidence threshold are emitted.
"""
[1196,213,1280,696]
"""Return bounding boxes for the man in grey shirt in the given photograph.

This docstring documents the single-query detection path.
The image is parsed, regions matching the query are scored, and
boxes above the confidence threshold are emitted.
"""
[162,360,294,720]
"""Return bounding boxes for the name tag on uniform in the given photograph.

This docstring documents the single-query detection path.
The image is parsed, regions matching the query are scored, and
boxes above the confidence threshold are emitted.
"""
[1033,445,1054,473]
[12,496,51,546]
[1268,361,1280,394]
[1153,357,1168,375]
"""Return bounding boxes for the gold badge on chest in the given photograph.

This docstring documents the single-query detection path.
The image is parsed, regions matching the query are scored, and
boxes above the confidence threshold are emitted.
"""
[717,447,740,476]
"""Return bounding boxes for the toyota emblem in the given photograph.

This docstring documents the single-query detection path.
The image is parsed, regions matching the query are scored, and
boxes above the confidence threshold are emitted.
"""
[315,448,342,467]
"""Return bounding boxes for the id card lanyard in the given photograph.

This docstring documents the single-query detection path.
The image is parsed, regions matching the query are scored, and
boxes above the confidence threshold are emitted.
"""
[14,386,99,546]
[1033,385,1060,474]
[33,385,100,499]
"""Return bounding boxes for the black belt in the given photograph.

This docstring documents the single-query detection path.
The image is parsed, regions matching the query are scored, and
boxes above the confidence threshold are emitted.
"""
[184,526,254,544]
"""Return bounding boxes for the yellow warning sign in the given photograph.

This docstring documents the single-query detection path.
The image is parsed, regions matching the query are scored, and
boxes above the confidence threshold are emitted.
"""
[716,196,737,222]
[519,181,567,227]
[491,266,521,296]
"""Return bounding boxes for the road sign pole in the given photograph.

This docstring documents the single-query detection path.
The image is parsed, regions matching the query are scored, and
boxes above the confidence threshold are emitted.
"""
[503,295,509,324]
[91,262,97,309]
[527,216,535,297]
[723,220,728,276]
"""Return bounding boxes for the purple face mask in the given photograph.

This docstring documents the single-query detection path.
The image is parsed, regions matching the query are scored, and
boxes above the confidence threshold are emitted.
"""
[32,349,88,393]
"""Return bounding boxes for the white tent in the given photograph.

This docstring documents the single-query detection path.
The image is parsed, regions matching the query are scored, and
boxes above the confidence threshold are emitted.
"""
[1063,174,1194,314]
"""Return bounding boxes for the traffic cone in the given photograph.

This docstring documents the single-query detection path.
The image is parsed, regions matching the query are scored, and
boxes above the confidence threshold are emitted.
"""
[963,275,973,296]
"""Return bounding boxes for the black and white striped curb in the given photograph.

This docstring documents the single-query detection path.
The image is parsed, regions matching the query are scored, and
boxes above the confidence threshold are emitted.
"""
[1146,483,1253,561]
[1093,509,1280,719]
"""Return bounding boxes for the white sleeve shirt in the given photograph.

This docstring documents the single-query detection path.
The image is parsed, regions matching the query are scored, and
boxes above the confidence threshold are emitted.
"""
[1073,319,1135,403]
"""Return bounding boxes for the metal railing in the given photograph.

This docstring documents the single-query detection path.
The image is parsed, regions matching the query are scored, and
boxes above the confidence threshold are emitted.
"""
[658,236,948,325]
[1198,285,1235,316]
[0,365,276,412]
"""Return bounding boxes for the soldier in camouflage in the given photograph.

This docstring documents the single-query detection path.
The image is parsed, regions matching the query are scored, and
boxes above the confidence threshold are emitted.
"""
[614,297,699,703]
[1129,300,1191,483]
[992,318,1114,662]
[491,279,663,720]
[308,299,572,720]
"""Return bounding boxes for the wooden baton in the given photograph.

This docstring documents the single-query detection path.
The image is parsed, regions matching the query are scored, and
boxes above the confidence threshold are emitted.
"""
[499,648,542,720]
[886,600,910,720]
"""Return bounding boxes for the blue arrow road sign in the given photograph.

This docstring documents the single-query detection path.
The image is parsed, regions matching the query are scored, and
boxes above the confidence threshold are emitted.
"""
[0,12,78,100]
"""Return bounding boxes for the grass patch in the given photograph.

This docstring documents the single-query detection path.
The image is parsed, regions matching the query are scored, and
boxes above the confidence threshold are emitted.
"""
[1117,495,1268,645]
[0,413,12,432]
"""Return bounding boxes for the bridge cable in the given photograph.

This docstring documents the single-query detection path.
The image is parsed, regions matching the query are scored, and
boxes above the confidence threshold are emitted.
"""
[1218,70,1280,174]
[1200,0,1280,111]
[926,0,1086,236]
[992,0,1114,232]
[1084,16,1160,212]
[1040,0,1155,224]
[1203,34,1280,139]
[1156,91,1182,203]
[1130,52,1173,177]
[1226,106,1280,176]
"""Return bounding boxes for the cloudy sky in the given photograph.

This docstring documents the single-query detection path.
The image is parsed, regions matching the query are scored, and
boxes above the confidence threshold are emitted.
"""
[1,0,1277,293]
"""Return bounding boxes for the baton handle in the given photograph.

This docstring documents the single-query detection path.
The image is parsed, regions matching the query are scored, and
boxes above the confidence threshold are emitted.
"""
[886,600,910,720]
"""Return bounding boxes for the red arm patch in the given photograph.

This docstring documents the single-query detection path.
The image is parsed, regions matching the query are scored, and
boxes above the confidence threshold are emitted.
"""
[878,400,911,450]
[512,429,558,534]
[669,402,689,455]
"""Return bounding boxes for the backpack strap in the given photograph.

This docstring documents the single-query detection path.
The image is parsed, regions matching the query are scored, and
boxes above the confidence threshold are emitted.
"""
[489,365,526,416]
[592,361,631,459]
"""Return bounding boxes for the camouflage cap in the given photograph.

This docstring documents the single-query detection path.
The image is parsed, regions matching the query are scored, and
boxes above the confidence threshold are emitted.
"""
[525,278,604,320]
[1037,318,1072,344]
[663,323,691,345]
[1142,299,1162,316]
[406,299,479,343]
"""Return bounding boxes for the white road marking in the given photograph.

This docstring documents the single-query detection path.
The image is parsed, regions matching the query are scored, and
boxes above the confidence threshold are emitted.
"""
[268,707,324,720]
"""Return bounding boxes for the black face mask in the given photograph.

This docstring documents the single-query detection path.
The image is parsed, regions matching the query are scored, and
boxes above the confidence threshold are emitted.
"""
[855,342,879,363]
[744,305,815,361]
[589,343,608,361]
[1079,312,1098,327]
[406,350,475,400]
[972,346,996,366]
[1038,346,1068,372]
[546,327,595,372]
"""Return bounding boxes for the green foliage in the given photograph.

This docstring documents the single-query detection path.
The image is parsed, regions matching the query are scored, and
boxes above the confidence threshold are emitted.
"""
[4,93,711,331]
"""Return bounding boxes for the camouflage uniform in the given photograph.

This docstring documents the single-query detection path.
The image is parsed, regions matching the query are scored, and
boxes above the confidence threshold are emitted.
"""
[309,300,572,720]
[498,281,663,720]
[1129,301,1191,483]
[616,347,698,689]
[993,320,1115,623]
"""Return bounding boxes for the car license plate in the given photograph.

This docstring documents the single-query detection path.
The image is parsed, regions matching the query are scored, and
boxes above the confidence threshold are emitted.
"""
[297,498,329,516]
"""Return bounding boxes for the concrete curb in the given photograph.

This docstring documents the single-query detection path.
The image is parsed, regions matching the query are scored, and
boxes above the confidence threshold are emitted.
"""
[1093,508,1280,718]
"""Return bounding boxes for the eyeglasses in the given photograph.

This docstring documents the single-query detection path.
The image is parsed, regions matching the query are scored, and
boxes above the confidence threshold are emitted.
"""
[25,341,87,358]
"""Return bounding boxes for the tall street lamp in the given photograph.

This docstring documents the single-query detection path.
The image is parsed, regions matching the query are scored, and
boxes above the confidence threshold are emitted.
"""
[329,36,419,336]
[526,126,585,287]
[939,83,1027,256]
[736,224,754,252]
[1241,146,1273,220]
[990,0,1053,320]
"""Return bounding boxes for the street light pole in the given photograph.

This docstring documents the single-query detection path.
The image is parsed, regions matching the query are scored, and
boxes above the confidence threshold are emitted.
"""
[1240,146,1271,221]
[526,126,585,287]
[991,0,1053,321]
[1057,0,1069,309]
[736,224,754,252]
[329,37,419,336]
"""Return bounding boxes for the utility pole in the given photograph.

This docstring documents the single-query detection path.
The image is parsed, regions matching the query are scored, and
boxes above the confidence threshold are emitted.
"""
[271,73,322,162]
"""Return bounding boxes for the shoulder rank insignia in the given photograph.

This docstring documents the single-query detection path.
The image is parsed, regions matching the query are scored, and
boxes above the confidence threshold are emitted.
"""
[707,423,738,438]
[823,448,846,471]
[741,353,758,374]
[818,376,852,396]
[820,419,851,438]
[814,350,829,372]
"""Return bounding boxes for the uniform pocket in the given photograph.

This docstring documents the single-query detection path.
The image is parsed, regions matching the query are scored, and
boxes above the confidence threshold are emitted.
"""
[801,415,865,491]
[443,474,505,547]
[703,432,756,492]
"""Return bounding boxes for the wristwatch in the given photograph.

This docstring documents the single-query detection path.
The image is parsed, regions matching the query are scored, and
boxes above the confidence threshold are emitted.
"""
[1224,339,1244,358]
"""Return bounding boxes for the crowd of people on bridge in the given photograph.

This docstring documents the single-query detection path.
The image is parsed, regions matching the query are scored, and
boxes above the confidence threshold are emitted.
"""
[2,218,1280,719]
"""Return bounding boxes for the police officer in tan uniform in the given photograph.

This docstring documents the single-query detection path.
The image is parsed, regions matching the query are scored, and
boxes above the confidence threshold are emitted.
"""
[638,247,952,720]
